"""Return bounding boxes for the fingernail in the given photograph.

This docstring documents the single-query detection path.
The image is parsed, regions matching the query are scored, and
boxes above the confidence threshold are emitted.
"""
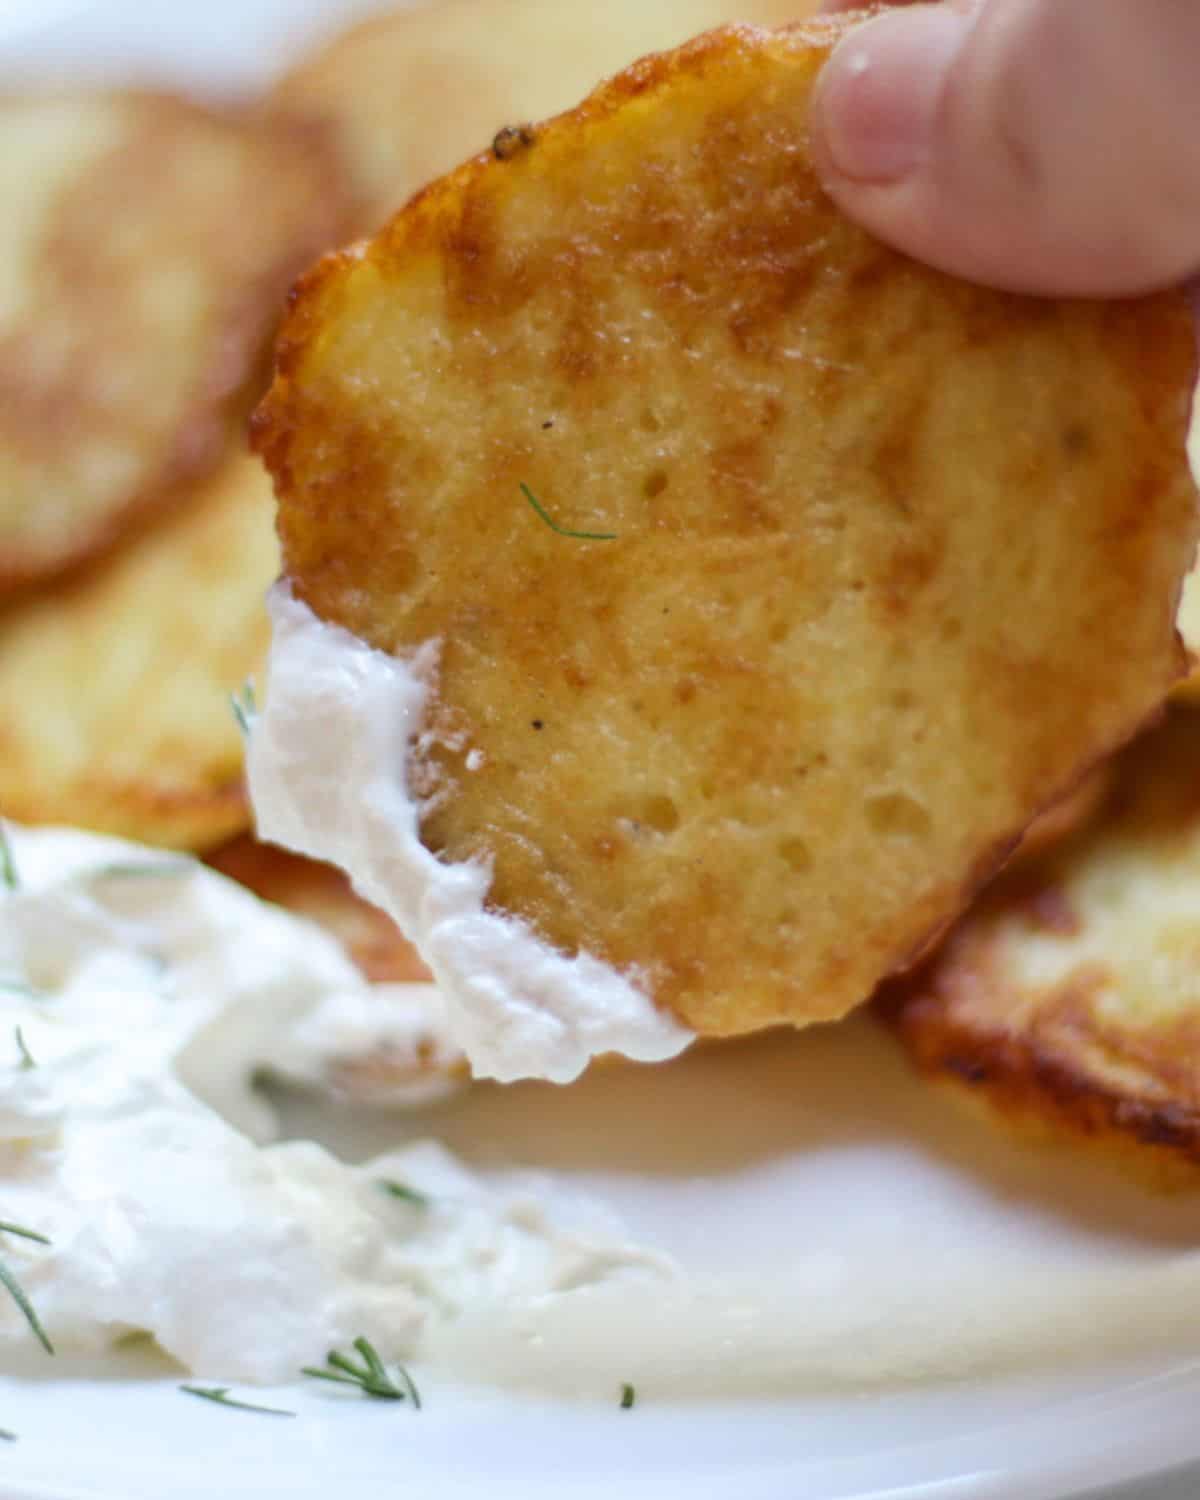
[813,6,972,184]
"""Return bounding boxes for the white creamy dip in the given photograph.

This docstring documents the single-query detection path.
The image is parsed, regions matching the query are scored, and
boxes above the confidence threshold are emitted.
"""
[0,825,668,1382]
[4,825,1200,1404]
[246,585,692,1084]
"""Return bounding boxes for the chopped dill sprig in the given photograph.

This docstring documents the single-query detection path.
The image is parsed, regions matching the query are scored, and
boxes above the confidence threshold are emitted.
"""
[0,1224,53,1356]
[230,680,258,739]
[85,859,194,883]
[0,1223,49,1247]
[13,1029,33,1072]
[302,1337,421,1407]
[0,980,41,1002]
[180,1385,295,1418]
[620,1382,636,1409]
[0,825,17,892]
[519,483,617,542]
[377,1179,429,1210]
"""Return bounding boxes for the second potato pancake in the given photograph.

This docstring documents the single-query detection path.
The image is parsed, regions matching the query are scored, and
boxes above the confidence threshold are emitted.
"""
[0,89,346,592]
[879,708,1200,1177]
[0,456,276,851]
[252,16,1198,1049]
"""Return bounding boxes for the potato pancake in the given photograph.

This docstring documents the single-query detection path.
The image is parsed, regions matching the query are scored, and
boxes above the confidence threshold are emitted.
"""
[253,16,1197,1041]
[880,709,1200,1172]
[0,89,346,591]
[272,0,815,230]
[0,455,276,850]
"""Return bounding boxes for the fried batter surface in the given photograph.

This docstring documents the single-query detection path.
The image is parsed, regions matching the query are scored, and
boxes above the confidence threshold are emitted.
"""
[255,17,1198,1037]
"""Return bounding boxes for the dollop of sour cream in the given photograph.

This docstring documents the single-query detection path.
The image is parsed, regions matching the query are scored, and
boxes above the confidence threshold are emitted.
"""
[0,826,667,1381]
[246,586,692,1084]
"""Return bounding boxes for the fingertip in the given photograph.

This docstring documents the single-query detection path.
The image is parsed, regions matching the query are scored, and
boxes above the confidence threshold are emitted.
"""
[808,3,1054,292]
[817,0,929,13]
[810,0,1200,297]
[810,5,970,187]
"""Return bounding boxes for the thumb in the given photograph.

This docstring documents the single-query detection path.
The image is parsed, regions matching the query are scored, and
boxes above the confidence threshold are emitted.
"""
[810,0,1200,297]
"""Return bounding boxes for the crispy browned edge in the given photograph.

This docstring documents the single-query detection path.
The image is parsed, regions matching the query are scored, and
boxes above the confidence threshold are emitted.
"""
[254,14,882,421]
[0,90,352,597]
[879,948,1200,1153]
[99,775,250,855]
[878,977,1200,1187]
[253,12,1197,1028]
[875,738,1200,1183]
[0,749,250,856]
[269,0,823,231]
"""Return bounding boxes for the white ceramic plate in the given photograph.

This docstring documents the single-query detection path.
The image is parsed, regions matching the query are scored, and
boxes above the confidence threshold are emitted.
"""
[3,4,1200,1496]
[2,1017,1200,1499]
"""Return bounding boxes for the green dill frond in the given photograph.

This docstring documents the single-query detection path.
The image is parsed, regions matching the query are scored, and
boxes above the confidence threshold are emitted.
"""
[377,1180,430,1209]
[13,1028,34,1071]
[302,1336,421,1407]
[0,825,17,892]
[519,483,617,541]
[180,1385,294,1418]
[0,1254,52,1356]
[230,679,258,739]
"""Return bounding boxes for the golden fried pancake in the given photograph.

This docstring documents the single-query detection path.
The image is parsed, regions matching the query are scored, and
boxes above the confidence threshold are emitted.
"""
[272,0,814,230]
[0,454,276,850]
[0,89,346,592]
[253,17,1198,1042]
[880,709,1200,1172]
[206,835,431,984]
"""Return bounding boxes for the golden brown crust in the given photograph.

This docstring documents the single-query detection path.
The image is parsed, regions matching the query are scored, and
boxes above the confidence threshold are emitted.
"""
[880,978,1200,1179]
[255,17,1198,1039]
[0,454,277,851]
[880,708,1200,1175]
[0,89,350,594]
[206,835,432,984]
[271,0,820,232]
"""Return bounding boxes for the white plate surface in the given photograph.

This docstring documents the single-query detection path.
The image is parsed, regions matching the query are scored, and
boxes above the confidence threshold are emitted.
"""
[2,3,1199,1497]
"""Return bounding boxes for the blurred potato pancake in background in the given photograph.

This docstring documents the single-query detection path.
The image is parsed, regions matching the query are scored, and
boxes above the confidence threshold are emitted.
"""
[880,709,1200,1174]
[271,0,815,232]
[254,17,1198,1042]
[0,89,346,593]
[0,456,276,850]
